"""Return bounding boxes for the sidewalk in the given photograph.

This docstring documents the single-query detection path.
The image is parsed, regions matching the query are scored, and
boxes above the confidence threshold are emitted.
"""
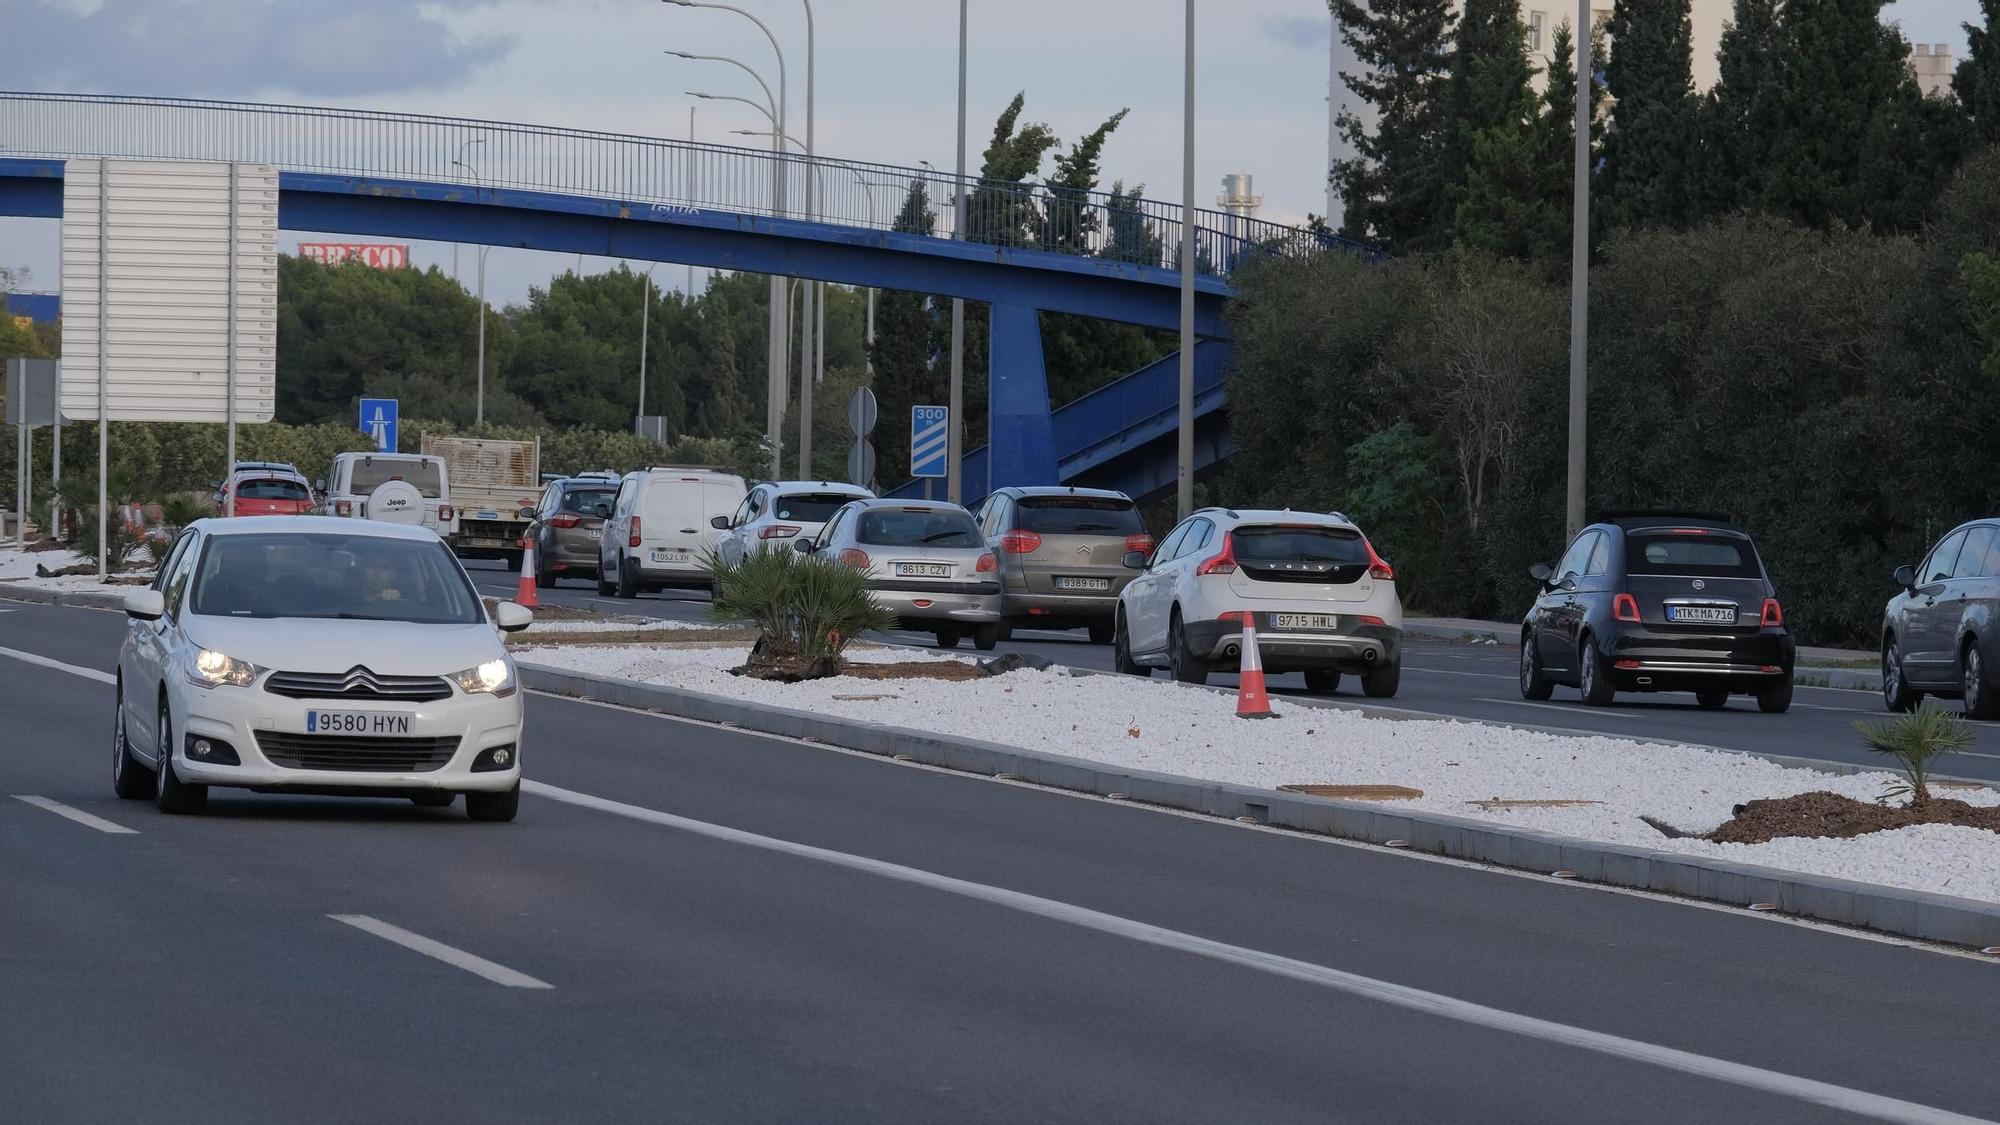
[1402,616,1882,692]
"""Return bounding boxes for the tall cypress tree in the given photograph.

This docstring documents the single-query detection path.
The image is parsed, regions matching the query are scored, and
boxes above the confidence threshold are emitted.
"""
[1455,19,1590,261]
[1443,0,1532,239]
[1330,0,1459,252]
[1698,0,1785,216]
[1601,0,1699,228]
[1957,0,2000,146]
[868,183,941,481]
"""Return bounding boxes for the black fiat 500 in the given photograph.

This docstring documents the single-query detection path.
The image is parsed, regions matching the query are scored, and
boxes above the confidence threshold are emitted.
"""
[1519,513,1795,711]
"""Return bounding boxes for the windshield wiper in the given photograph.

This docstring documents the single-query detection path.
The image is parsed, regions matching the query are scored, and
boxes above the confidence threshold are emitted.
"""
[920,532,972,544]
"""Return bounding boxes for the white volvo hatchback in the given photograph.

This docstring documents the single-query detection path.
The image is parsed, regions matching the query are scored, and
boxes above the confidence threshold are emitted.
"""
[113,516,530,820]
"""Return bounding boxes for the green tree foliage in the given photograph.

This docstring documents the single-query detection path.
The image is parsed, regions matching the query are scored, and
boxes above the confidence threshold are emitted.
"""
[1601,0,1699,228]
[1960,250,2000,379]
[1442,0,1532,222]
[1331,0,1459,251]
[869,182,942,483]
[1101,181,1164,266]
[1958,0,2000,146]
[1045,109,1129,253]
[1454,20,1587,260]
[965,93,1060,249]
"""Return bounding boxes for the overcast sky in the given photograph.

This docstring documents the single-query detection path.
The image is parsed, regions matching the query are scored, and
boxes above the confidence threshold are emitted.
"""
[0,0,1980,305]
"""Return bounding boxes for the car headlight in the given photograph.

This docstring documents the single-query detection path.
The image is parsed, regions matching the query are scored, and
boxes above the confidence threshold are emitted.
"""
[184,648,263,689]
[453,658,516,698]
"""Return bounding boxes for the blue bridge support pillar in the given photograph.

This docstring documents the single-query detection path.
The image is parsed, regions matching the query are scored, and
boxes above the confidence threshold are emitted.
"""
[986,303,1059,494]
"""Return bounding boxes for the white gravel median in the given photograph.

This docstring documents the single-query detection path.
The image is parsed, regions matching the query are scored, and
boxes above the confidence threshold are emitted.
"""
[0,546,153,594]
[517,641,2000,906]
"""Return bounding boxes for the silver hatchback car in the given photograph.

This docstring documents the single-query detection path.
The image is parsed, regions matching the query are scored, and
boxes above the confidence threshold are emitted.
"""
[803,499,1003,650]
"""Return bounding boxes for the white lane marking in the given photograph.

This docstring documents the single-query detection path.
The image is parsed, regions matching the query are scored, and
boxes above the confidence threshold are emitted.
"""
[13,795,139,835]
[1402,665,1514,681]
[328,914,553,989]
[0,644,116,685]
[1472,697,1647,720]
[524,780,1992,1124]
[1794,702,1883,715]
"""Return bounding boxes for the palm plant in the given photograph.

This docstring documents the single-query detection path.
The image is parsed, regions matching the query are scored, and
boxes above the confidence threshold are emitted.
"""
[708,547,890,679]
[1853,709,1973,807]
[72,506,143,572]
[158,492,210,532]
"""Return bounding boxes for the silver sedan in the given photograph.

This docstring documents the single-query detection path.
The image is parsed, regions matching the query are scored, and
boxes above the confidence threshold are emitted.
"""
[802,499,1003,649]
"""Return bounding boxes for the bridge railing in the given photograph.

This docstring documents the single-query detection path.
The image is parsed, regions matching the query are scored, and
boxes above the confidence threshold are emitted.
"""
[0,92,1361,279]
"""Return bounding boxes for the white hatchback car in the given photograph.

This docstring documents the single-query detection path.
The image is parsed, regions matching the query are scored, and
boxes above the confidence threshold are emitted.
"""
[113,516,530,820]
[1113,508,1404,697]
[713,480,874,567]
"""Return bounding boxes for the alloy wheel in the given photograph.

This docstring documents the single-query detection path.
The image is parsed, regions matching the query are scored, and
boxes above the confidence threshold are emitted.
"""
[155,708,171,801]
[1968,648,1985,712]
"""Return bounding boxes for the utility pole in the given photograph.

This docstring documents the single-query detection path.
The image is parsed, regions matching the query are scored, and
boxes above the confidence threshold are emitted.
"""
[476,245,490,426]
[1177,0,1196,521]
[798,0,817,478]
[948,0,967,504]
[687,106,696,297]
[1567,0,1591,541]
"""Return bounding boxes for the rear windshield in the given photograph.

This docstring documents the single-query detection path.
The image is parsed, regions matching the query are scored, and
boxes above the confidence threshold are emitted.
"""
[190,532,482,624]
[857,508,983,548]
[560,487,616,515]
[776,493,865,523]
[236,478,309,501]
[1624,532,1762,577]
[1016,496,1144,536]
[349,459,443,498]
[1231,525,1371,564]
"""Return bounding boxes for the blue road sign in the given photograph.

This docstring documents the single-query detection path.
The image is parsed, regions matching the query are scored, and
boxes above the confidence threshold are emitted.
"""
[910,405,948,479]
[359,398,399,453]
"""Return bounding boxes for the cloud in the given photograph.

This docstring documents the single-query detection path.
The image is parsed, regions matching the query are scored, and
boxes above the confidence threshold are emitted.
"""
[16,0,512,97]
[1261,13,1329,49]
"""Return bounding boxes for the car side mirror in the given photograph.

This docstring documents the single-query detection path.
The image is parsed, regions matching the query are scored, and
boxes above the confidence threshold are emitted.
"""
[209,480,223,491]
[710,515,732,530]
[492,601,533,633]
[314,479,326,492]
[793,539,815,554]
[123,589,165,621]
[594,503,612,519]
[1121,550,1147,570]
[1528,562,1552,584]
[1893,564,1916,590]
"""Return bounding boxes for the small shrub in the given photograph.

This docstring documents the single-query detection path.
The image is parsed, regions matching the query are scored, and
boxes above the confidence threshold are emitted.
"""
[72,506,144,572]
[708,547,891,680]
[1853,709,1973,807]
[158,492,210,531]
[144,537,175,567]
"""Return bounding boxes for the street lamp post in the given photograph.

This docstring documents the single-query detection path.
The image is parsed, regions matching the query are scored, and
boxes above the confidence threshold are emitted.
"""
[452,138,483,283]
[1567,0,1592,541]
[1177,0,1195,521]
[638,264,658,436]
[949,0,967,504]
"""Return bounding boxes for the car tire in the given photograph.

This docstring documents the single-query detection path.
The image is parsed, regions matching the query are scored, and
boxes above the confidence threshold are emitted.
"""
[1695,687,1729,709]
[535,554,557,589]
[1113,612,1150,677]
[615,557,640,599]
[1304,668,1341,695]
[973,624,1000,652]
[1963,641,2000,720]
[153,700,207,816]
[1883,635,1921,713]
[1756,676,1794,714]
[995,620,1015,643]
[112,679,153,799]
[465,783,520,823]
[934,628,963,649]
[1360,661,1400,699]
[506,553,523,573]
[1519,635,1554,701]
[1577,635,1616,707]
[409,792,456,808]
[1169,611,1209,686]
[1087,623,1114,645]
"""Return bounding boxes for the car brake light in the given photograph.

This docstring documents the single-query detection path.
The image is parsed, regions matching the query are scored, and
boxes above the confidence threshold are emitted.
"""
[334,500,352,517]
[549,514,582,529]
[837,548,871,569]
[976,552,998,573]
[629,515,642,548]
[1217,610,1250,625]
[1357,615,1386,627]
[760,524,802,539]
[1613,593,1641,622]
[1124,533,1155,556]
[999,530,1042,553]
[1614,659,1642,669]
[1195,533,1237,576]
[438,505,454,521]
[1761,598,1784,628]
[1366,541,1394,581]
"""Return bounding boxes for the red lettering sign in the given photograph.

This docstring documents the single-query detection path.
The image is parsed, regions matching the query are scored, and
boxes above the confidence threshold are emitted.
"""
[297,243,409,269]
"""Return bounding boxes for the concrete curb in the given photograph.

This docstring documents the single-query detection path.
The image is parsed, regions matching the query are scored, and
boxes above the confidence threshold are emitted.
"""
[0,582,129,610]
[520,663,2000,950]
[1399,619,1884,692]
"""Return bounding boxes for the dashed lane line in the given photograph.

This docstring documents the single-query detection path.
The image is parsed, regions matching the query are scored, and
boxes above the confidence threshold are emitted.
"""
[329,914,553,990]
[13,795,139,835]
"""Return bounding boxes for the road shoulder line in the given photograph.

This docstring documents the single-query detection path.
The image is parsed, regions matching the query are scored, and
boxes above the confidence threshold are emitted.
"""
[328,914,553,989]
[13,795,139,835]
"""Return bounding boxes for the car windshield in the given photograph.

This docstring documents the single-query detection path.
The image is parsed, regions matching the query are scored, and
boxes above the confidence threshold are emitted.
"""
[857,508,983,548]
[235,477,309,501]
[1624,532,1762,577]
[189,532,484,623]
[775,493,864,523]
[1232,525,1371,564]
[561,487,617,515]
[1016,496,1144,536]
[349,459,444,498]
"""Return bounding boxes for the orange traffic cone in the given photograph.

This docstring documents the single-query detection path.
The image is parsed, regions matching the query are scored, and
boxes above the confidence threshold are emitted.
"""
[1236,618,1277,719]
[514,539,540,608]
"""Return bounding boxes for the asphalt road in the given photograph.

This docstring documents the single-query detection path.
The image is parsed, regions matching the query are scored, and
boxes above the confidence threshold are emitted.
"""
[5,599,2000,1123]
[463,562,2000,785]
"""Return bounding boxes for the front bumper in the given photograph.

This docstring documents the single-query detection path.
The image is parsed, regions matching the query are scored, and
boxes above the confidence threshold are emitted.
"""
[1183,616,1402,673]
[171,679,523,794]
[868,579,1002,625]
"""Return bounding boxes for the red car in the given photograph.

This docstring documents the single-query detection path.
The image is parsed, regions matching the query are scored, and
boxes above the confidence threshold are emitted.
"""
[221,472,316,517]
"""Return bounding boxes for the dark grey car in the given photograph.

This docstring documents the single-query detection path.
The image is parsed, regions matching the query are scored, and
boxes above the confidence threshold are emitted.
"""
[527,475,620,588]
[970,487,1152,643]
[1881,519,2000,717]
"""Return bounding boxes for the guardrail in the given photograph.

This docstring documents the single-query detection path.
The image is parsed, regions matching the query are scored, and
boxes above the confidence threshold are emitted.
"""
[0,91,1362,279]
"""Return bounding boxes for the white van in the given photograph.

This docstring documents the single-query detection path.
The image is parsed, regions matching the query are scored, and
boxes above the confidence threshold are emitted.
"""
[598,467,748,596]
[323,452,458,539]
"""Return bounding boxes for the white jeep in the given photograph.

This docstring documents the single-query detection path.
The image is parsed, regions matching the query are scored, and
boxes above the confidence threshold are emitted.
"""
[322,452,459,539]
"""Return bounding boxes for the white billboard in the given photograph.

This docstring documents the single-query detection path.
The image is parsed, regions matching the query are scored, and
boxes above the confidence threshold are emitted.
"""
[59,159,279,423]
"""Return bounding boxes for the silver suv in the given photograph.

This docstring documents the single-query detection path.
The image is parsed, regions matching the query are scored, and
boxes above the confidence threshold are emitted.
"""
[971,486,1152,643]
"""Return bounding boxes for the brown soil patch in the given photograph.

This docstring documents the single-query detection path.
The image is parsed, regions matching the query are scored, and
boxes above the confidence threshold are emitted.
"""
[1467,798,1605,811]
[484,597,603,622]
[25,538,69,553]
[1280,784,1425,801]
[1705,790,2000,845]
[840,660,985,683]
